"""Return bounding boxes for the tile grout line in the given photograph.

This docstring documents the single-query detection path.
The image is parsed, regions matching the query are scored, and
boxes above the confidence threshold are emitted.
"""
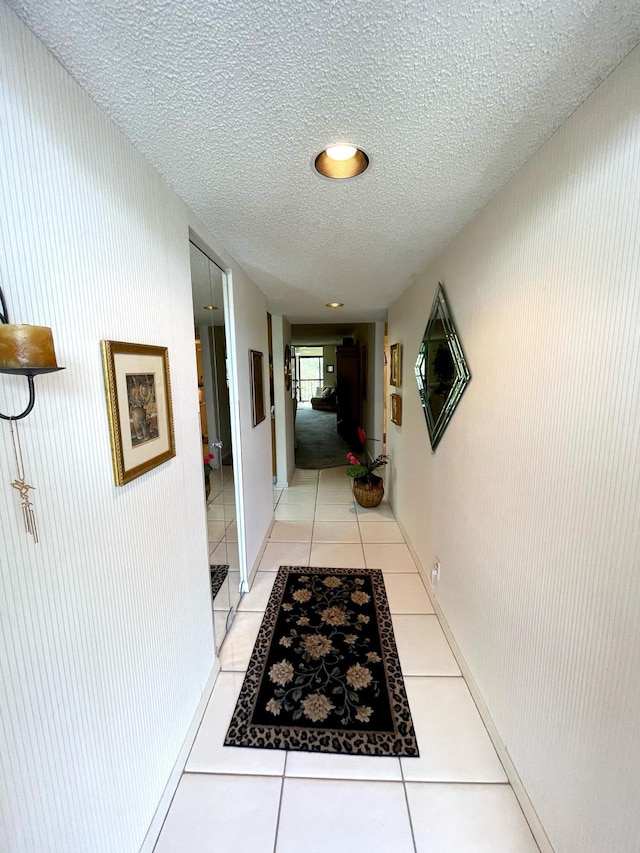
[399,757,419,853]
[310,478,318,558]
[181,767,513,784]
[271,755,287,853]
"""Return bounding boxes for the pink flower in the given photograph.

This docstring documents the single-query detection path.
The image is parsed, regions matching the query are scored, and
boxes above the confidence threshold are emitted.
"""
[347,452,360,465]
[204,453,214,465]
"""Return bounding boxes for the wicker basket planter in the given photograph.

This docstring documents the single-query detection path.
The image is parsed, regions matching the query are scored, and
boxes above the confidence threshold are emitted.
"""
[352,474,384,508]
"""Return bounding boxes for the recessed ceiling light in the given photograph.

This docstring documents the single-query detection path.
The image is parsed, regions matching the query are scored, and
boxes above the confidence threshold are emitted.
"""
[203,305,218,310]
[326,144,357,161]
[315,145,369,179]
[326,302,344,308]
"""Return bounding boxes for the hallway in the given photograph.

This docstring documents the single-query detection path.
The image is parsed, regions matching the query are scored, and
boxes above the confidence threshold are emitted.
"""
[155,468,539,852]
[294,403,351,469]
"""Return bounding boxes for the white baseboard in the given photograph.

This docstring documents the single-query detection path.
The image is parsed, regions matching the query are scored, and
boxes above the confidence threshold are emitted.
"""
[139,659,221,852]
[394,515,555,853]
[244,515,275,592]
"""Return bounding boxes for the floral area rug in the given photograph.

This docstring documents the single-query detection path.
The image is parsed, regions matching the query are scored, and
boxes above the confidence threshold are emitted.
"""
[224,566,419,756]
[210,565,229,600]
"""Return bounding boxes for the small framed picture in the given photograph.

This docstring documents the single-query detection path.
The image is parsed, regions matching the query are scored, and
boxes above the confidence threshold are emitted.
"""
[284,344,292,391]
[326,364,334,373]
[390,343,401,386]
[390,393,402,426]
[101,340,175,486]
[250,349,266,426]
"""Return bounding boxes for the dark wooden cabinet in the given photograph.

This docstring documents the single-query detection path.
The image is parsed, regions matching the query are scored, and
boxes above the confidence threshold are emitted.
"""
[336,345,360,442]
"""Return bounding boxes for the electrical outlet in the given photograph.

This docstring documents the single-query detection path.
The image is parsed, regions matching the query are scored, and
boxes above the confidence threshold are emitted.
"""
[430,558,441,585]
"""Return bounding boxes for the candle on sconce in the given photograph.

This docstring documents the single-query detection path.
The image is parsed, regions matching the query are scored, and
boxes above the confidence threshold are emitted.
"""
[0,285,65,542]
[0,324,58,369]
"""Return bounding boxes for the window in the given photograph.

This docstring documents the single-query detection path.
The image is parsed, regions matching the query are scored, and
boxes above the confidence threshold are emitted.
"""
[295,347,324,401]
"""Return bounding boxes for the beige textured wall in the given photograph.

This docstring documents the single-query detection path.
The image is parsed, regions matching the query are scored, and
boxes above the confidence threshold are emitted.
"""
[388,45,640,853]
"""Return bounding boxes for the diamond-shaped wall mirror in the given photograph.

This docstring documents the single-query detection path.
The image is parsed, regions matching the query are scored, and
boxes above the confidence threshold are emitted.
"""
[414,283,470,451]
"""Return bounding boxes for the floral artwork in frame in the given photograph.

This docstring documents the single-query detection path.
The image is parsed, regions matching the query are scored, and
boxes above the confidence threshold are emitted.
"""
[101,340,175,486]
[250,349,266,426]
[390,343,401,387]
[391,393,402,426]
[284,344,292,391]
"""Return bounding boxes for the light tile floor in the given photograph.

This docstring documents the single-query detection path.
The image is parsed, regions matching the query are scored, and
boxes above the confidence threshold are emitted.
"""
[208,465,240,650]
[155,467,540,853]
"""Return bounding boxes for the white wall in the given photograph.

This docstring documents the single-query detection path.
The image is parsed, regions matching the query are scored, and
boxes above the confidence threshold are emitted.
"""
[227,272,273,575]
[373,321,385,449]
[0,4,272,851]
[353,323,382,447]
[388,45,640,853]
[273,315,295,487]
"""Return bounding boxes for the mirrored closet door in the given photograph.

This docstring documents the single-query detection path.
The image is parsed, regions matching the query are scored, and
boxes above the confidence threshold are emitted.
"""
[189,241,242,652]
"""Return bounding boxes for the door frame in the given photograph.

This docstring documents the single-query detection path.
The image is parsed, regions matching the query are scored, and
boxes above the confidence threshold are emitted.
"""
[188,229,247,589]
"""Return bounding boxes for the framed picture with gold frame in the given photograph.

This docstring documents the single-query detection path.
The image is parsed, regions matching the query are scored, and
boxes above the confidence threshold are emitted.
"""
[101,340,175,486]
[250,349,266,426]
[284,344,292,391]
[390,393,402,425]
[390,343,401,387]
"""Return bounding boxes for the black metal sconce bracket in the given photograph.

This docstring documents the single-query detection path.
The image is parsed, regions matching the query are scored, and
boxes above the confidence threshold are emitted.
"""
[0,367,65,420]
[0,285,65,420]
[0,286,8,325]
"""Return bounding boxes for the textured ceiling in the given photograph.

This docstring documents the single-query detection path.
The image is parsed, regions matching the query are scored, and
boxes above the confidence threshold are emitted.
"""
[8,0,640,323]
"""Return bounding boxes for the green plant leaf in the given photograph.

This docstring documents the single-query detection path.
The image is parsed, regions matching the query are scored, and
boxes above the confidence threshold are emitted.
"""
[346,464,368,479]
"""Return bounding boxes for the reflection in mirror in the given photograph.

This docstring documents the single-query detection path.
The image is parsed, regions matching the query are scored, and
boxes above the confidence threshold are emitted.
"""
[189,241,242,654]
[414,283,470,451]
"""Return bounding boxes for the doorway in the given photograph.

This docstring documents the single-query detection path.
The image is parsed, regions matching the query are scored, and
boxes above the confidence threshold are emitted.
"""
[292,344,349,469]
[189,240,242,652]
[296,347,324,403]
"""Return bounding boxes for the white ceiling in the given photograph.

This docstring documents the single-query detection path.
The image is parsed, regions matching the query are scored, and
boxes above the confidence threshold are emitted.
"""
[8,0,640,324]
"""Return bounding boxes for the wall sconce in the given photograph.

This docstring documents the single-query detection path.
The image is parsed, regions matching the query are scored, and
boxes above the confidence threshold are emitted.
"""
[0,284,65,542]
[0,286,64,420]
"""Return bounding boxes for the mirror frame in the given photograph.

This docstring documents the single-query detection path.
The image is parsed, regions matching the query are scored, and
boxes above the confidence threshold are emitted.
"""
[414,283,470,451]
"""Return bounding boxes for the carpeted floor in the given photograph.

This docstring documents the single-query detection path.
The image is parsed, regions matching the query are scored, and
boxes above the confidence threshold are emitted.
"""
[295,406,352,469]
[224,565,419,757]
